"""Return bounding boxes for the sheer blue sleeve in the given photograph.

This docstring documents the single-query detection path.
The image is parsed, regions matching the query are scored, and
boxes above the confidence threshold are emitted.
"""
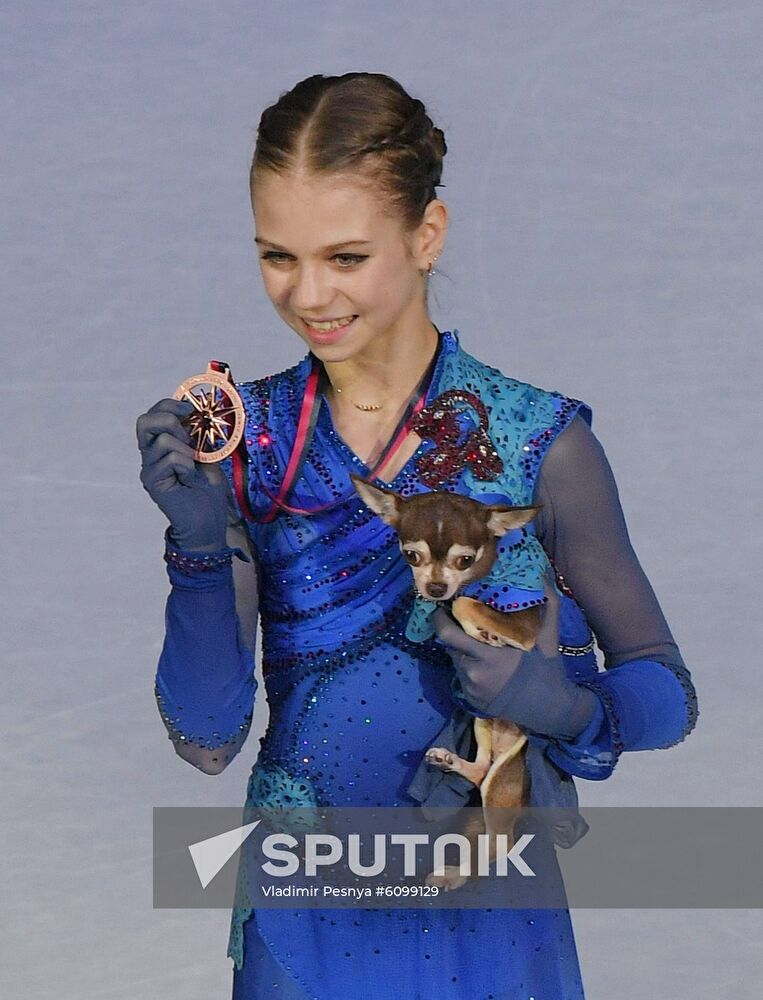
[154,493,259,774]
[532,415,699,779]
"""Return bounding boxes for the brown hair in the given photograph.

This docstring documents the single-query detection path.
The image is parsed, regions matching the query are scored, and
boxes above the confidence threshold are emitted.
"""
[251,72,447,231]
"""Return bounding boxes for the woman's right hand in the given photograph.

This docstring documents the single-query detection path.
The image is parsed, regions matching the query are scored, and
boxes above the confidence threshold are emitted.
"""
[136,398,230,551]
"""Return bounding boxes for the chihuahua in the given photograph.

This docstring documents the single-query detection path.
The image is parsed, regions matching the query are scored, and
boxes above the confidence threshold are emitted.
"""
[350,475,543,890]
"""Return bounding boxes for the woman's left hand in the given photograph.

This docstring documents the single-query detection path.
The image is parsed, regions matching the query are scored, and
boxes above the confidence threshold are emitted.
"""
[432,573,598,739]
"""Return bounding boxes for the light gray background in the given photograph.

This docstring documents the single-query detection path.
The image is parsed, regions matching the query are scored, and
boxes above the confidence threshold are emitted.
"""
[3,1,761,997]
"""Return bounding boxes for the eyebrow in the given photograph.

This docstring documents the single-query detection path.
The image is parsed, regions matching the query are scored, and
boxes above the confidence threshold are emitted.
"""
[254,238,373,253]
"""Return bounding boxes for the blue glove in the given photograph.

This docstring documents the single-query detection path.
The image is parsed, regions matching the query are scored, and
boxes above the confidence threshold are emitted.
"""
[136,398,231,551]
[433,573,598,740]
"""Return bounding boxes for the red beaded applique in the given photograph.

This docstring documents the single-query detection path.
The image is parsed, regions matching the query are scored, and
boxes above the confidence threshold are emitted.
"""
[409,389,503,487]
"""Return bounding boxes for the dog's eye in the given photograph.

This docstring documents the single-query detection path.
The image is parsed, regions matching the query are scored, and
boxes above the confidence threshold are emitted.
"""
[454,554,475,570]
[403,549,422,566]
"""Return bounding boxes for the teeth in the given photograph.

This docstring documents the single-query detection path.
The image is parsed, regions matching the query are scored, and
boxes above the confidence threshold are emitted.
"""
[306,316,355,331]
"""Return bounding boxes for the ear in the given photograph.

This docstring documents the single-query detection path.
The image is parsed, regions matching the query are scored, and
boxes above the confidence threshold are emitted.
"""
[485,503,542,537]
[350,474,403,526]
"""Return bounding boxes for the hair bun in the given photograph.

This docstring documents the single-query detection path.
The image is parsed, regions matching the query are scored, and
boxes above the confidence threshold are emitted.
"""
[408,99,429,135]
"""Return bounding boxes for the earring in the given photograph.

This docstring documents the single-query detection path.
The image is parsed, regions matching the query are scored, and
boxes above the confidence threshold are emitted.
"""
[427,253,440,277]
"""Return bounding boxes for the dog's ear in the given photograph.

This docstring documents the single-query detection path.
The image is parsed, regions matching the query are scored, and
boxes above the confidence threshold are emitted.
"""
[350,474,403,526]
[485,503,542,537]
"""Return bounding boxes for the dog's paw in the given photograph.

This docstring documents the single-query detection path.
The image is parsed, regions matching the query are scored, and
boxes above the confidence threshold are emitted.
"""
[452,601,504,647]
[425,866,469,892]
[425,747,457,770]
[452,596,537,650]
[478,628,504,646]
[463,618,514,648]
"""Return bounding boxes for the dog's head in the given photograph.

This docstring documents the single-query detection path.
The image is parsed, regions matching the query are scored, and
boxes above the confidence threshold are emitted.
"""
[351,475,540,601]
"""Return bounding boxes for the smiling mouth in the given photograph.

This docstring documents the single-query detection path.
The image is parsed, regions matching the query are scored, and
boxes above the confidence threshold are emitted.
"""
[302,315,357,332]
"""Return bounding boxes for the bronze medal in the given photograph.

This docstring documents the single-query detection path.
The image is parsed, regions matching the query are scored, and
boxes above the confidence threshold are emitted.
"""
[173,361,245,463]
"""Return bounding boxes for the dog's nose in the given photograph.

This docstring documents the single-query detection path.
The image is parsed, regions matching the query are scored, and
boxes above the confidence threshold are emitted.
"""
[427,582,447,599]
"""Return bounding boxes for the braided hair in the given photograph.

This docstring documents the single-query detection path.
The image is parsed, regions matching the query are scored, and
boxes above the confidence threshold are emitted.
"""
[251,73,447,230]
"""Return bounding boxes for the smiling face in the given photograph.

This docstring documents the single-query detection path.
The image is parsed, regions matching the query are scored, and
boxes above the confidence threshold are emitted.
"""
[251,168,445,364]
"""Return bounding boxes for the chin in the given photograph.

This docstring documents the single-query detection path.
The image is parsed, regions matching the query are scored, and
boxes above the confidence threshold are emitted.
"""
[309,334,379,364]
[302,340,358,363]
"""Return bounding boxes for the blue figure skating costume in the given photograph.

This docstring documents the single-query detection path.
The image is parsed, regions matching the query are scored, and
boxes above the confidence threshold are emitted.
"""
[155,330,698,999]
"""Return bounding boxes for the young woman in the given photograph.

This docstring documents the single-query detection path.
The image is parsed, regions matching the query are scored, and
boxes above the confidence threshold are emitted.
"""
[136,72,698,999]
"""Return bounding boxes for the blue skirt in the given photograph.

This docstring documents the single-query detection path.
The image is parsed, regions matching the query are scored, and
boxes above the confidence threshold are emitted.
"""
[231,904,586,999]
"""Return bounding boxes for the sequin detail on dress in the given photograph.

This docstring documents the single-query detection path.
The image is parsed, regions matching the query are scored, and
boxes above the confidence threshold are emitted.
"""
[410,388,502,484]
[401,335,587,641]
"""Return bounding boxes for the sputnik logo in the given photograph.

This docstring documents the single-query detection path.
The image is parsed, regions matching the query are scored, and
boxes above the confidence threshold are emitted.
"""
[188,820,261,888]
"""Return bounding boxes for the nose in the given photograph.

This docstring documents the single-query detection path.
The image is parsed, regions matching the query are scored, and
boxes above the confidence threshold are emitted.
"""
[289,262,332,313]
[427,582,447,599]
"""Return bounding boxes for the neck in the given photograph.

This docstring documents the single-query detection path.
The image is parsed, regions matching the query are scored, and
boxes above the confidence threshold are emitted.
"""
[323,320,439,406]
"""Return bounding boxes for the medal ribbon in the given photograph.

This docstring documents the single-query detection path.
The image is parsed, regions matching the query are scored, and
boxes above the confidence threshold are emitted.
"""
[232,340,441,523]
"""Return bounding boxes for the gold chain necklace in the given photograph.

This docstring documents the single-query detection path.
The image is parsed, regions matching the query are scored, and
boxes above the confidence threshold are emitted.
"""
[333,385,385,412]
